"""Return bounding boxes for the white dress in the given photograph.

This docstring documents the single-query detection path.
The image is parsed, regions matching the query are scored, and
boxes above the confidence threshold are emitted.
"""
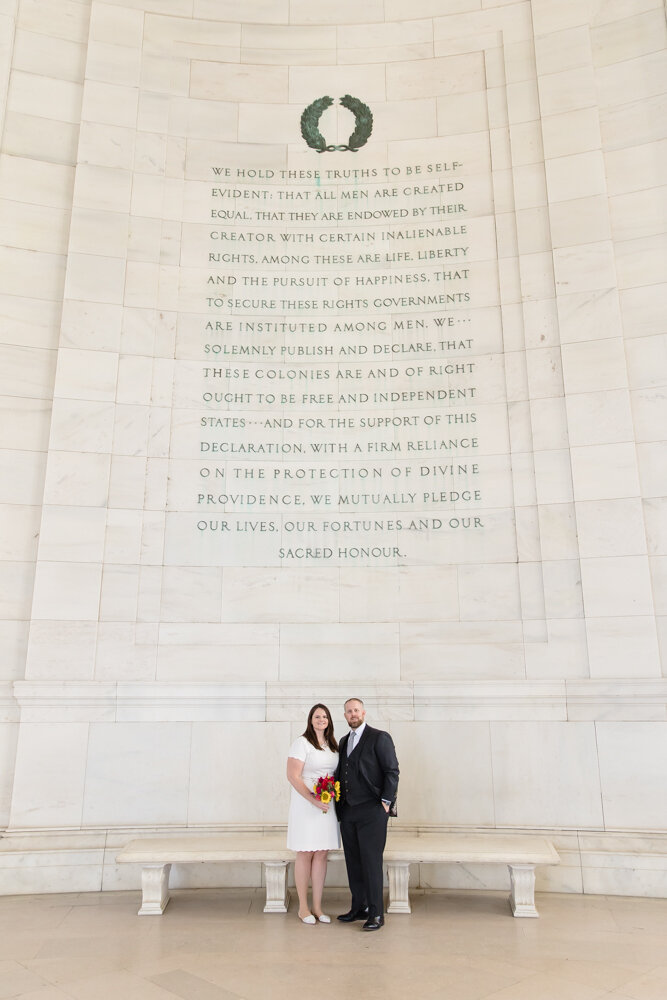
[286,735,340,851]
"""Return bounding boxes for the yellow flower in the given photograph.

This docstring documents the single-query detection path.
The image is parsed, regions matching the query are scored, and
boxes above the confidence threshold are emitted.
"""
[320,790,332,804]
[334,781,341,801]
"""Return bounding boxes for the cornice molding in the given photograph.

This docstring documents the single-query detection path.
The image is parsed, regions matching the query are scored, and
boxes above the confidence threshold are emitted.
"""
[10,679,667,723]
[0,683,19,723]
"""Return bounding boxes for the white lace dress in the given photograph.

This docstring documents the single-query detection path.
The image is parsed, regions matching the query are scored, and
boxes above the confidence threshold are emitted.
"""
[286,735,340,851]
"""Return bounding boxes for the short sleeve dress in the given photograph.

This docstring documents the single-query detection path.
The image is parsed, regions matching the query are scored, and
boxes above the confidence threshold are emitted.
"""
[286,735,340,852]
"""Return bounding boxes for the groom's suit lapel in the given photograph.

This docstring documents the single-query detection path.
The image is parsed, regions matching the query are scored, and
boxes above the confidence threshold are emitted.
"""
[355,724,372,756]
[341,725,372,761]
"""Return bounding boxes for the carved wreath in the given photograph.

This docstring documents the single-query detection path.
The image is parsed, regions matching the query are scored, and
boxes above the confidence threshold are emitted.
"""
[300,95,373,153]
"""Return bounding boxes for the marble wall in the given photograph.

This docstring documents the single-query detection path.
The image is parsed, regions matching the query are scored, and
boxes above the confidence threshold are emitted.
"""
[1,0,666,898]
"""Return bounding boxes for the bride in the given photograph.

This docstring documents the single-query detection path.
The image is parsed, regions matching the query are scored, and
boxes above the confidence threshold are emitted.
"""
[286,704,340,923]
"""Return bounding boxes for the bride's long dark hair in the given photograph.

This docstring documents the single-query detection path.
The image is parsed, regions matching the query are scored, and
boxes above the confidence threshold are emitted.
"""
[303,703,339,752]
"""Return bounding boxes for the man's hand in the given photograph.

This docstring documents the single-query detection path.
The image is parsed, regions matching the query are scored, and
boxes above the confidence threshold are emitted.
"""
[381,802,390,813]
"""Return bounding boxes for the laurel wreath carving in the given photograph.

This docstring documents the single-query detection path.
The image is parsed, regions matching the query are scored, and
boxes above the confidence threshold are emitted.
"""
[301,94,373,153]
[300,95,334,152]
[340,94,373,151]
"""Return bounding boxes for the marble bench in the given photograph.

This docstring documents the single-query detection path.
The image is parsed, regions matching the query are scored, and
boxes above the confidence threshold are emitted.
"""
[116,834,295,916]
[116,831,559,919]
[382,832,560,918]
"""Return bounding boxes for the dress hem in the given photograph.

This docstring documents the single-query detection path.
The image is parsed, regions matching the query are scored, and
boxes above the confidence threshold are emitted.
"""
[287,845,341,853]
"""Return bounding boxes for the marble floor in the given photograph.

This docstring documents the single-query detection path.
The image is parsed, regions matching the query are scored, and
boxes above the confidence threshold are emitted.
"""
[1,887,667,999]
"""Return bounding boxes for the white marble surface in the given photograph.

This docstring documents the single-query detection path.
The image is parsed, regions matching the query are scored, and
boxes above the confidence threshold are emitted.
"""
[9,722,90,829]
[585,617,662,678]
[490,722,605,829]
[188,722,290,825]
[82,722,193,828]
[391,720,495,825]
[596,723,667,829]
[0,0,666,896]
[115,828,558,869]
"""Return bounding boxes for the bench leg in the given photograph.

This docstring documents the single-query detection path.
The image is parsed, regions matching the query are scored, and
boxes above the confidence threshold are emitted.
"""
[508,864,539,918]
[263,861,290,913]
[386,861,411,914]
[138,864,171,916]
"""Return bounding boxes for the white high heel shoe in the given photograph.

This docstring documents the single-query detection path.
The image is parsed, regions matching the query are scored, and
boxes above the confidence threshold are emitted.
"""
[299,914,316,924]
[316,914,331,923]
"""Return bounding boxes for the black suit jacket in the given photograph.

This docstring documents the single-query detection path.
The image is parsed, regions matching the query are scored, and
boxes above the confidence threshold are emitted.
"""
[335,725,399,805]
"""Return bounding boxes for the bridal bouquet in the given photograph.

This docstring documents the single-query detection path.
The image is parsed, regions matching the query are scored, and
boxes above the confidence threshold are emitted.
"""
[313,775,340,805]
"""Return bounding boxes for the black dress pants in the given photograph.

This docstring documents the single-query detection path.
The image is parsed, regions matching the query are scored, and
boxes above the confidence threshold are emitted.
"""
[339,800,389,917]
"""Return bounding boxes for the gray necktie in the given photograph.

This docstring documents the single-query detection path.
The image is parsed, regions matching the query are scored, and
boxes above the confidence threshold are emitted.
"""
[348,731,356,755]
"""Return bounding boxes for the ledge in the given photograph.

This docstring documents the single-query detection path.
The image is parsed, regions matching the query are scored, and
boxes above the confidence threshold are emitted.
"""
[1,825,666,899]
[10,679,667,722]
[0,683,19,723]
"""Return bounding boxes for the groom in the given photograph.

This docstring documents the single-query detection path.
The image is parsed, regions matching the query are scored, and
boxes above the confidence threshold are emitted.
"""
[335,698,399,931]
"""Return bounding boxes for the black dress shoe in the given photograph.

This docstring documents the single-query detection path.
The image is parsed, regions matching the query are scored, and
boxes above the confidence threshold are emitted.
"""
[362,915,384,931]
[337,907,369,922]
